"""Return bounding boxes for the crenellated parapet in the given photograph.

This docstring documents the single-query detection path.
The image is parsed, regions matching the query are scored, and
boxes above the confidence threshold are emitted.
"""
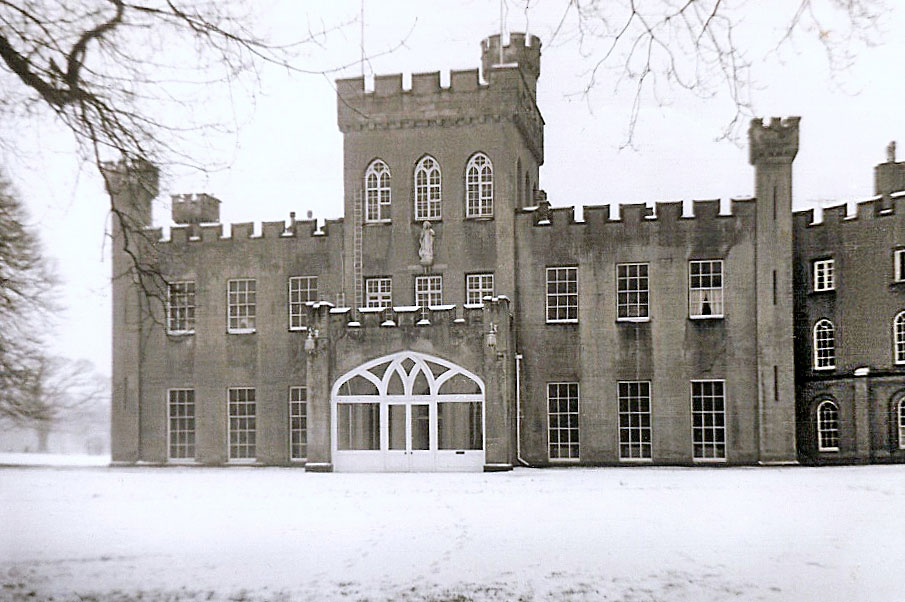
[481,33,542,83]
[517,197,757,229]
[749,117,801,165]
[171,193,220,225]
[152,217,345,245]
[303,298,512,349]
[336,33,544,164]
[793,191,905,232]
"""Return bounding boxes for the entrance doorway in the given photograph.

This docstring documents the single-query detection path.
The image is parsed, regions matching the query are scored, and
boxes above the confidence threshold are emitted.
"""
[331,351,485,472]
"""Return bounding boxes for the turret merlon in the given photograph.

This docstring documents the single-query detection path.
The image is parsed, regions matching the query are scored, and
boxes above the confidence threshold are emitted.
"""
[748,116,801,165]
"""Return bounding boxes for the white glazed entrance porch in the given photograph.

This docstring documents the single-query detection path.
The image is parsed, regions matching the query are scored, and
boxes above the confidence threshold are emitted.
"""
[331,351,485,472]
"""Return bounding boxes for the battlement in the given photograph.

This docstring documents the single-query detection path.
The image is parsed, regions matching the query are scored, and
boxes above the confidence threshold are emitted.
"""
[171,193,220,225]
[336,33,544,163]
[749,117,801,165]
[481,32,541,82]
[793,191,905,231]
[305,296,511,338]
[518,197,756,229]
[324,303,486,331]
[154,217,344,245]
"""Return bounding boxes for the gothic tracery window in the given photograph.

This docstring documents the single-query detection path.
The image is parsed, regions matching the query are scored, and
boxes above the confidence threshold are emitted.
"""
[414,156,442,221]
[365,160,391,222]
[465,153,493,218]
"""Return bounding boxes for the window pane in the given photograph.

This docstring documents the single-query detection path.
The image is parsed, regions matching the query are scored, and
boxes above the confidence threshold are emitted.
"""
[547,383,580,459]
[437,402,483,450]
[412,404,430,451]
[337,403,380,450]
[388,404,406,450]
[618,381,651,459]
[691,381,726,460]
[228,388,256,460]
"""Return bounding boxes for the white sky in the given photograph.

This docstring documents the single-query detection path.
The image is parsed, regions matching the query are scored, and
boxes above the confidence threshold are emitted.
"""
[4,1,904,375]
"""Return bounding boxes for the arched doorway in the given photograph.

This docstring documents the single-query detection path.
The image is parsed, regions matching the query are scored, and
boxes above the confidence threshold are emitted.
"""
[331,351,485,472]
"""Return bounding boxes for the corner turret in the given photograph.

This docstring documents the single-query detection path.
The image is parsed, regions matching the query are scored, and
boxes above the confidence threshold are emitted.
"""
[749,117,800,165]
[481,33,541,94]
[747,116,799,464]
[100,157,159,229]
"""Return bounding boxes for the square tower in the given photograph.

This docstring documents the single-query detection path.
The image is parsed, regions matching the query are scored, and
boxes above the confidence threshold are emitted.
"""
[335,33,544,310]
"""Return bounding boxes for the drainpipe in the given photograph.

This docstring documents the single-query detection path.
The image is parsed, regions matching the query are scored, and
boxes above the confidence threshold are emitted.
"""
[515,353,530,467]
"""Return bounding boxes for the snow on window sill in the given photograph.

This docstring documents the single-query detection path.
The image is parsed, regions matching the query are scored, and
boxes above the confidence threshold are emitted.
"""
[227,328,256,335]
[616,317,650,323]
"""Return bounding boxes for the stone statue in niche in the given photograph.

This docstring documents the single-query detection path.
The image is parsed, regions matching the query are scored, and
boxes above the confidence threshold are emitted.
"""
[419,221,435,266]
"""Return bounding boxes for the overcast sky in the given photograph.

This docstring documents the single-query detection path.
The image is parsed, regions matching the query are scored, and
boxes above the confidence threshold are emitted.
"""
[5,1,904,374]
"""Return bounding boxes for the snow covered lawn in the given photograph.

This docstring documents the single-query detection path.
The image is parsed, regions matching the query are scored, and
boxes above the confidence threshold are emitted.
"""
[1,464,903,601]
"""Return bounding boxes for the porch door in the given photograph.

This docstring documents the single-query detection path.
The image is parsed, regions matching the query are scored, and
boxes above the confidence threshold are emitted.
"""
[385,401,433,471]
[331,351,485,472]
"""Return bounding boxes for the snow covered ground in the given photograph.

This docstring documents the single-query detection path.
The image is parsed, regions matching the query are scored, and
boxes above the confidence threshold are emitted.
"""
[1,463,903,601]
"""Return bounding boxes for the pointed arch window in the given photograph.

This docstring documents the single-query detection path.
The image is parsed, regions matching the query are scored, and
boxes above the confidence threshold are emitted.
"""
[414,156,442,221]
[816,400,840,452]
[813,319,836,370]
[365,160,391,222]
[894,312,905,364]
[465,153,493,218]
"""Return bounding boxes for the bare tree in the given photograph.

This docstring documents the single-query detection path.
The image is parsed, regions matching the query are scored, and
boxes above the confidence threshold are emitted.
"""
[545,0,886,145]
[1,355,109,452]
[0,2,405,301]
[0,170,56,425]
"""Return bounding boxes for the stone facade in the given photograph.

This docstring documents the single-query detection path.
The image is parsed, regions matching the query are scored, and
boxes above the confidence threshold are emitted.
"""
[108,33,904,470]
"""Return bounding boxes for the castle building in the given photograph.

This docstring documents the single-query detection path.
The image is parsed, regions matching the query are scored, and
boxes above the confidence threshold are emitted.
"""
[106,33,905,471]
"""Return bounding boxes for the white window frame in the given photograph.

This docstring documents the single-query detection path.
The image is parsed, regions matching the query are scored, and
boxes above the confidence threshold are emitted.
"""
[616,263,650,321]
[364,277,393,309]
[895,249,905,283]
[414,156,442,221]
[691,379,727,462]
[289,386,307,461]
[813,319,836,370]
[898,398,905,451]
[813,258,835,292]
[364,159,391,223]
[546,266,578,324]
[288,276,317,331]
[466,273,494,305]
[414,275,442,308]
[618,381,652,461]
[894,312,905,365]
[688,260,724,319]
[167,389,195,462]
[816,400,840,452]
[547,382,580,462]
[227,278,256,334]
[227,387,256,462]
[465,153,493,218]
[167,281,195,335]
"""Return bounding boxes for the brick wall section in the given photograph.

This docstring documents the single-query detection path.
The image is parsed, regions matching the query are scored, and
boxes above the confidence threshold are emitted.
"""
[793,194,905,463]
